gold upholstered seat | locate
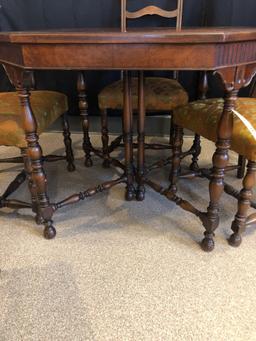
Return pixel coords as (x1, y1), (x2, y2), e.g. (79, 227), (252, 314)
(171, 82), (256, 251)
(0, 90), (68, 147)
(99, 77), (188, 112)
(0, 87), (74, 239)
(173, 97), (256, 161)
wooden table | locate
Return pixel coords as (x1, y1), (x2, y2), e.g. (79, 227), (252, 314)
(0, 27), (256, 251)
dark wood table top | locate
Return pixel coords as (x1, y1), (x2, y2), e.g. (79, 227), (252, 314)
(0, 27), (256, 44)
(0, 27), (255, 71)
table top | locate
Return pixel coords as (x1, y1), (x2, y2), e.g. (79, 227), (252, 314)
(0, 27), (256, 71)
(0, 27), (256, 44)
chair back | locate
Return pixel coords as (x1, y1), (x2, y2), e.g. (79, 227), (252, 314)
(121, 0), (183, 32)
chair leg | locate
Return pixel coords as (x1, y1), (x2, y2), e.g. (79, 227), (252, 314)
(169, 114), (174, 145)
(170, 124), (183, 193)
(237, 154), (246, 179)
(190, 134), (201, 171)
(61, 112), (75, 172)
(101, 109), (111, 168)
(21, 148), (43, 225)
(229, 160), (256, 247)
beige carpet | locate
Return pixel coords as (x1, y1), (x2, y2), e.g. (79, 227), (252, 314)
(0, 133), (256, 341)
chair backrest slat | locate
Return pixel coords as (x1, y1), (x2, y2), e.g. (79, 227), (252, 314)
(126, 6), (178, 20)
(121, 0), (183, 32)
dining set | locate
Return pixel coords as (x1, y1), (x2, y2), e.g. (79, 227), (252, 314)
(0, 0), (256, 252)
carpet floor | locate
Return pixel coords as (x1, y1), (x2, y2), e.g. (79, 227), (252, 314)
(0, 133), (256, 341)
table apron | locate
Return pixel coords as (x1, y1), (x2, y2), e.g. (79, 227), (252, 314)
(0, 41), (255, 71)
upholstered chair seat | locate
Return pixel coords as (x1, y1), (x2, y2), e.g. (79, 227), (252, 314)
(173, 97), (256, 161)
(0, 90), (68, 147)
(171, 93), (256, 250)
(99, 77), (188, 112)
(0, 88), (74, 239)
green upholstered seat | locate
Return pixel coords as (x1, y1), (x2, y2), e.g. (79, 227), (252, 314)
(173, 97), (256, 161)
(0, 91), (68, 147)
(99, 77), (188, 111)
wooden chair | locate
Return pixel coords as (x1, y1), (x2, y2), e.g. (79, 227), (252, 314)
(0, 71), (75, 233)
(171, 76), (256, 249)
(98, 0), (189, 168)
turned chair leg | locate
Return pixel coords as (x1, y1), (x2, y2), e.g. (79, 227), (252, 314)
(169, 114), (174, 145)
(190, 134), (201, 171)
(201, 89), (238, 252)
(237, 154), (246, 179)
(61, 112), (75, 172)
(170, 124), (184, 193)
(229, 160), (256, 247)
(101, 108), (111, 168)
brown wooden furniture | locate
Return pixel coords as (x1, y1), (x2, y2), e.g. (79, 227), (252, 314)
(195, 71), (247, 180)
(0, 72), (75, 229)
(172, 75), (256, 251)
(98, 1), (189, 200)
(236, 78), (256, 178)
(121, 0), (183, 32)
(0, 28), (255, 251)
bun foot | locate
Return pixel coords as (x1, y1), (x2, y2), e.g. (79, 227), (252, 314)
(85, 158), (93, 168)
(125, 186), (135, 201)
(228, 233), (242, 247)
(102, 159), (111, 169)
(67, 163), (76, 172)
(201, 236), (215, 252)
(43, 223), (56, 240)
(136, 186), (145, 201)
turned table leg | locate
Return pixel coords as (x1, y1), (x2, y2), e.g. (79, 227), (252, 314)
(4, 65), (56, 238)
(19, 87), (55, 238)
(136, 71), (146, 201)
(229, 160), (256, 247)
(201, 89), (238, 251)
(77, 72), (93, 167)
(123, 71), (135, 201)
